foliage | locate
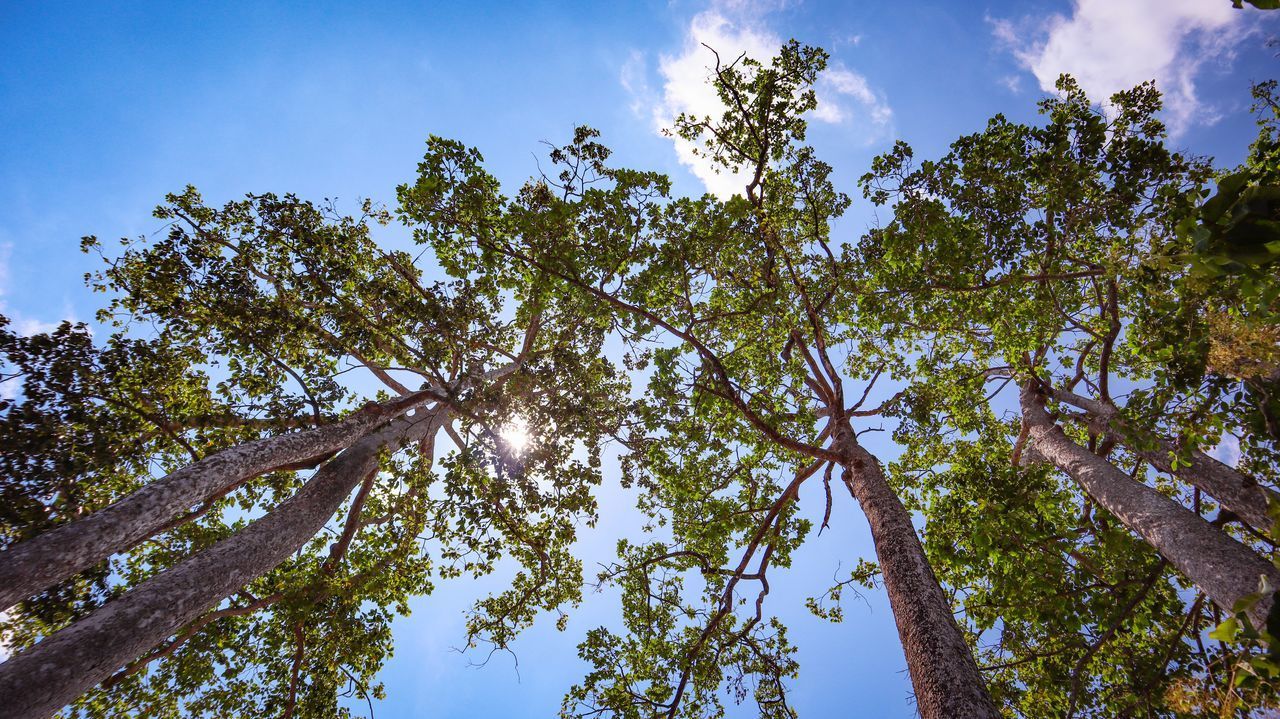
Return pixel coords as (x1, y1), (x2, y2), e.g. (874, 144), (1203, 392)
(1, 184), (627, 717)
(1234, 1), (1280, 10)
(857, 70), (1280, 715)
(4, 34), (1279, 719)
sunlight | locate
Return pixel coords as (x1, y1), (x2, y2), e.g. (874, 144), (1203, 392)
(499, 415), (531, 457)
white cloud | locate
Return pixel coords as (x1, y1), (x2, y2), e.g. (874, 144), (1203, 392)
(0, 241), (74, 337)
(624, 6), (892, 198)
(1210, 433), (1241, 469)
(817, 66), (893, 127)
(8, 316), (60, 336)
(619, 49), (652, 118)
(991, 0), (1243, 136)
(650, 10), (779, 198)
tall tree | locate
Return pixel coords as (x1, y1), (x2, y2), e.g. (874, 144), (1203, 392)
(857, 77), (1280, 713)
(0, 189), (625, 718)
(397, 45), (999, 718)
(6, 36), (1274, 719)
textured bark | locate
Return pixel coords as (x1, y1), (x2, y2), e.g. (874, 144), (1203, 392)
(1139, 445), (1276, 534)
(1047, 386), (1277, 533)
(0, 390), (433, 612)
(0, 409), (442, 719)
(1022, 382), (1280, 628)
(834, 427), (999, 719)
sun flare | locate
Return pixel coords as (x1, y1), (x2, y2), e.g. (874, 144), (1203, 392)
(499, 415), (531, 457)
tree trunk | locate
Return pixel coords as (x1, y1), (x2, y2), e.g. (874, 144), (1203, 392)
(0, 408), (442, 719)
(834, 426), (1000, 719)
(1021, 382), (1279, 629)
(1138, 444), (1275, 534)
(1046, 386), (1277, 533)
(0, 390), (433, 612)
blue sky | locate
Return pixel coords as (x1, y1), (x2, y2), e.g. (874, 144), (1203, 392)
(1, 1), (1276, 716)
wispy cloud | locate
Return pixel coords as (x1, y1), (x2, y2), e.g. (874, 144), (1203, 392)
(623, 3), (891, 198)
(0, 242), (66, 338)
(814, 66), (893, 127)
(998, 74), (1021, 94)
(619, 49), (652, 118)
(990, 0), (1243, 136)
(0, 242), (79, 402)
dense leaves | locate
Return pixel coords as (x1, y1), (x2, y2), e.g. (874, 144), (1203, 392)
(858, 75), (1280, 715)
(1, 182), (627, 717)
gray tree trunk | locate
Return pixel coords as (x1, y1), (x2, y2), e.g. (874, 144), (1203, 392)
(1022, 382), (1279, 629)
(1138, 444), (1276, 534)
(0, 390), (433, 612)
(0, 408), (443, 719)
(1047, 386), (1277, 533)
(834, 426), (1000, 719)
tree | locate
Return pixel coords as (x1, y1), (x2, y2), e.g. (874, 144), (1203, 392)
(857, 77), (1280, 714)
(1233, 1), (1280, 11)
(396, 45), (998, 718)
(0, 189), (626, 718)
(1179, 80), (1280, 448)
(5, 36), (1275, 719)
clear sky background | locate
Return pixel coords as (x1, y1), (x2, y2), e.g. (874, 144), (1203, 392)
(1, 1), (1277, 716)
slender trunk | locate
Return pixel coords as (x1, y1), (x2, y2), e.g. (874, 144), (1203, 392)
(834, 426), (1000, 719)
(0, 409), (441, 719)
(0, 390), (433, 612)
(1021, 382), (1279, 628)
(1047, 386), (1277, 533)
